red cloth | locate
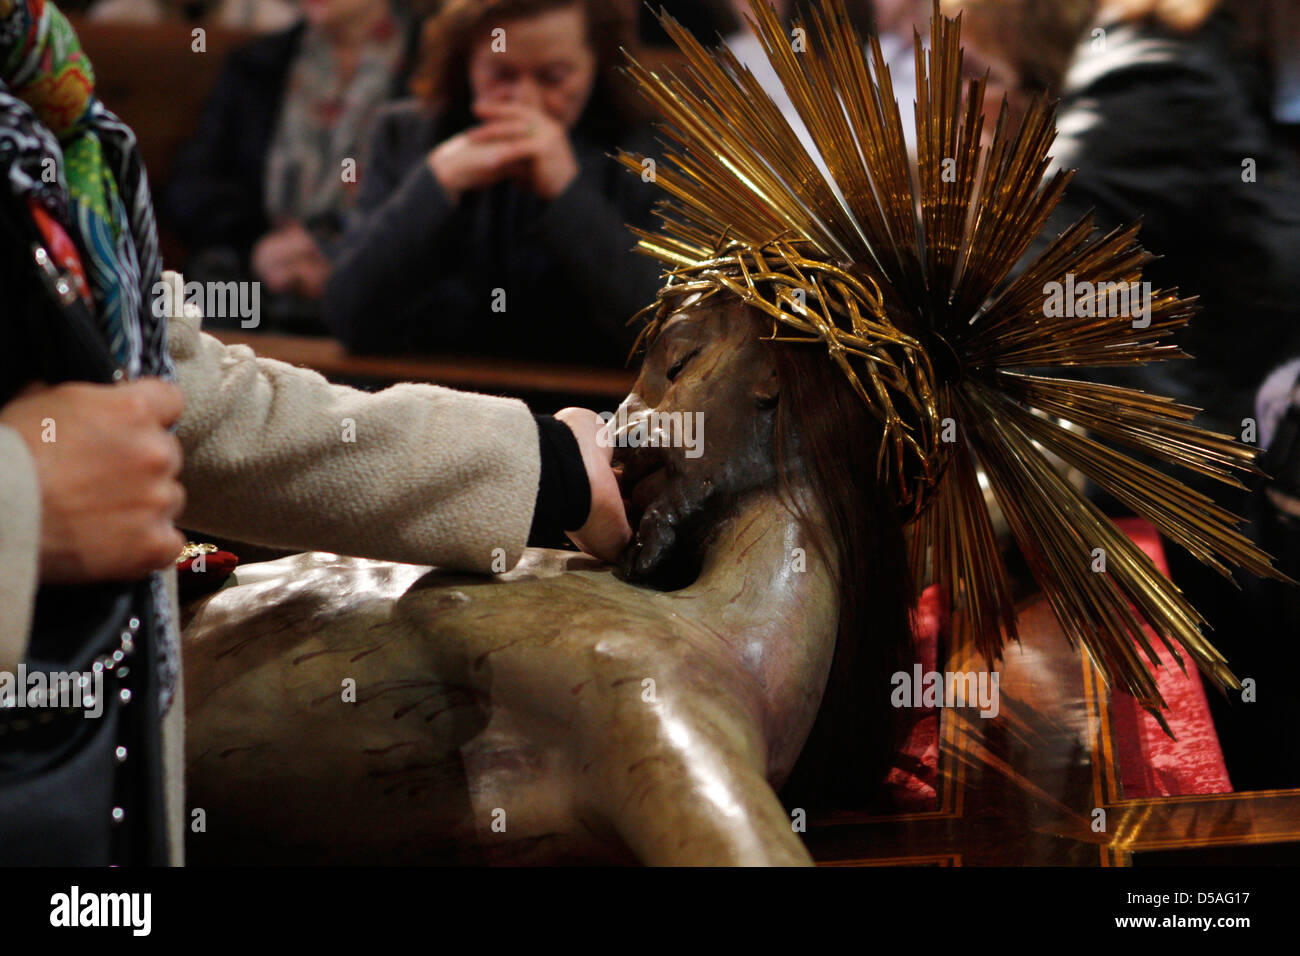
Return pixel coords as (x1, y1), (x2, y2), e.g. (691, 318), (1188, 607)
(176, 549), (239, 577)
(884, 518), (1231, 810)
(884, 586), (944, 811)
(176, 549), (239, 601)
(1108, 517), (1232, 798)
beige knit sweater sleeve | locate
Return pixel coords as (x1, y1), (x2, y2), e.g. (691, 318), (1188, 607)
(1, 282), (540, 673)
(169, 301), (543, 574)
(0, 426), (41, 674)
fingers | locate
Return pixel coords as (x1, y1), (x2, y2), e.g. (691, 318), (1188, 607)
(253, 224), (320, 285)
(465, 120), (538, 144)
(140, 428), (184, 481)
(430, 119), (555, 199)
(117, 519), (186, 580)
(472, 100), (547, 123)
(120, 378), (185, 429)
(476, 140), (539, 188)
(12, 378), (191, 585)
(120, 424), (186, 577)
(446, 135), (536, 183)
(489, 141), (539, 170)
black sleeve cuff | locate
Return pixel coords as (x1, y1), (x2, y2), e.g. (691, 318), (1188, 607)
(528, 414), (592, 548)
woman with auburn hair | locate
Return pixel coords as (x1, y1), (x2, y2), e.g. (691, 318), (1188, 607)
(324, 0), (662, 364)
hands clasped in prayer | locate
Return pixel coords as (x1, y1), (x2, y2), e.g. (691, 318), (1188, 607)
(428, 99), (582, 204)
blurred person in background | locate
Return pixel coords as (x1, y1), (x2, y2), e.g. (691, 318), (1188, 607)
(324, 0), (661, 364)
(944, 0), (1299, 467)
(941, 0), (1094, 130)
(1257, 0), (1300, 156)
(165, 0), (417, 333)
(957, 0), (1300, 437)
(872, 0), (1094, 151)
(950, 0), (1300, 788)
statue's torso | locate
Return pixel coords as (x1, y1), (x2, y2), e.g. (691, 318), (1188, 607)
(182, 544), (825, 863)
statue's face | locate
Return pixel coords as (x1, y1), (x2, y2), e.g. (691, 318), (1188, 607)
(613, 296), (782, 586)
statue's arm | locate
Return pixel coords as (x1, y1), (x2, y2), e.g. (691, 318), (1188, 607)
(165, 282), (541, 574)
(569, 635), (814, 866)
(595, 731), (813, 866)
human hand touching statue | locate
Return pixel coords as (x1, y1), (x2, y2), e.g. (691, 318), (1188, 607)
(554, 407), (631, 563)
(427, 99), (580, 204)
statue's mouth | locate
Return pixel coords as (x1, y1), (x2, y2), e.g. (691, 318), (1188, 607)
(615, 449), (670, 531)
(625, 467), (669, 530)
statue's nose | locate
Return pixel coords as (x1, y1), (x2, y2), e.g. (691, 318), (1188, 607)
(614, 392), (647, 423)
(609, 398), (654, 469)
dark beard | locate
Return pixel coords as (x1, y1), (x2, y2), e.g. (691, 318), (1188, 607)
(617, 453), (780, 590)
(616, 480), (712, 590)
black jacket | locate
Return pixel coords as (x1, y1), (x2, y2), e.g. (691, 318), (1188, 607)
(323, 101), (664, 366)
(0, 197), (169, 866)
(1032, 12), (1300, 435)
(163, 20), (415, 266)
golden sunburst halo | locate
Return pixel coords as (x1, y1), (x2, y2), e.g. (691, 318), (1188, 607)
(617, 0), (1291, 726)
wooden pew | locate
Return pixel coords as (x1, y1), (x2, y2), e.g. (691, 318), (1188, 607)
(212, 330), (636, 407)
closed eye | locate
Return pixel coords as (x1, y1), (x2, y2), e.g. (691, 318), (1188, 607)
(666, 349), (699, 383)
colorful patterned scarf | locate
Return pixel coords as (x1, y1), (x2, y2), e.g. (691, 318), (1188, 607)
(1, 0), (177, 709)
(1, 0), (169, 378)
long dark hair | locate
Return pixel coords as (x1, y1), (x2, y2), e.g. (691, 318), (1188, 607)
(412, 0), (635, 139)
(764, 330), (915, 811)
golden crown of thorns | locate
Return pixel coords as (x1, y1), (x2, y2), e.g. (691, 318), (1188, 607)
(633, 236), (946, 521)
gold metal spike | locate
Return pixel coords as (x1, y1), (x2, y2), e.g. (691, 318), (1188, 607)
(618, 0), (1291, 725)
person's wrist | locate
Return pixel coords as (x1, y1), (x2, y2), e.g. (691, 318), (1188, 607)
(527, 413), (591, 550)
(537, 157), (580, 201)
(553, 408), (632, 562)
(426, 152), (462, 205)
